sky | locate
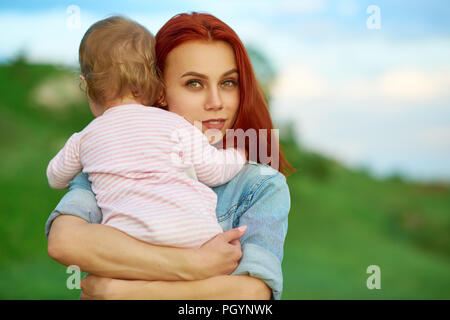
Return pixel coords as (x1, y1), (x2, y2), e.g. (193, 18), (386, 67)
(1, 0), (449, 182)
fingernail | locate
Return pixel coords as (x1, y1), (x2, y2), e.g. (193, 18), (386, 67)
(238, 225), (247, 232)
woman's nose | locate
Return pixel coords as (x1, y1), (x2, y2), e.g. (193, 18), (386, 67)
(204, 86), (223, 110)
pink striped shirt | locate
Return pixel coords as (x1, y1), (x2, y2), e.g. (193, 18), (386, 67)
(47, 104), (246, 248)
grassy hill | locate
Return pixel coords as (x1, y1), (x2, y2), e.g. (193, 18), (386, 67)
(0, 60), (449, 299)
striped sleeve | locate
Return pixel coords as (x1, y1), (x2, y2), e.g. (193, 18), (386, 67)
(179, 124), (247, 187)
(46, 132), (83, 189)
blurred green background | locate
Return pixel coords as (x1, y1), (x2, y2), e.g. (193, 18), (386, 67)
(1, 0), (450, 300)
(0, 53), (449, 299)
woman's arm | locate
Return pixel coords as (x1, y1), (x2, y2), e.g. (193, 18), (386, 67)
(46, 173), (245, 281)
(81, 274), (271, 300)
(48, 215), (246, 281)
(49, 215), (194, 281)
(79, 167), (289, 300)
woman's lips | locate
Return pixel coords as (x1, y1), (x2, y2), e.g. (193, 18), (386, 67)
(202, 119), (226, 131)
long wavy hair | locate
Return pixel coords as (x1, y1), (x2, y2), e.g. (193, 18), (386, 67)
(155, 12), (294, 176)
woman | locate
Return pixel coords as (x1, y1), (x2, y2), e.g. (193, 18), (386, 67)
(46, 12), (293, 300)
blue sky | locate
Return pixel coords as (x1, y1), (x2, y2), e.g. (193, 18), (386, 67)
(1, 0), (449, 181)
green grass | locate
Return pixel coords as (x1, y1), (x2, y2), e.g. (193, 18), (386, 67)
(0, 61), (449, 299)
(280, 140), (450, 299)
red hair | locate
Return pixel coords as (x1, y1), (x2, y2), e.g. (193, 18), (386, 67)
(155, 12), (294, 176)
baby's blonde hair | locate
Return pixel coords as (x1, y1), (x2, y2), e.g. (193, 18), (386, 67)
(79, 16), (161, 107)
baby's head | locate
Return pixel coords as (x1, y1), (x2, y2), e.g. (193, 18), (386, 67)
(79, 16), (161, 116)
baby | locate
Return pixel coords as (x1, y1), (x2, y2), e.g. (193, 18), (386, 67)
(46, 16), (246, 248)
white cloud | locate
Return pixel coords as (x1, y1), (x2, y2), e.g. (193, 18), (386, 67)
(378, 67), (450, 101)
(271, 61), (450, 181)
(273, 63), (450, 116)
(273, 64), (327, 100)
(415, 125), (450, 151)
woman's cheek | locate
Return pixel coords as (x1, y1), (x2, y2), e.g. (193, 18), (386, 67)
(223, 89), (240, 110)
(171, 90), (200, 113)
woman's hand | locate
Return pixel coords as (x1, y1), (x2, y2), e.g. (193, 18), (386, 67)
(81, 275), (148, 300)
(81, 275), (116, 300)
(192, 226), (247, 279)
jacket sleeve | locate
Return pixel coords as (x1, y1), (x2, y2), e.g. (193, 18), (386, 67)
(231, 170), (290, 300)
(45, 172), (102, 238)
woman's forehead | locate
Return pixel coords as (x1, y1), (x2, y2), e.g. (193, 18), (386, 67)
(165, 40), (238, 77)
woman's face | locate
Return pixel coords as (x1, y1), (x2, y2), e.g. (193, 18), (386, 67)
(161, 40), (240, 141)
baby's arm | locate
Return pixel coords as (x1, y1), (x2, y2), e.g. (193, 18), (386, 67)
(177, 125), (246, 187)
(47, 132), (83, 189)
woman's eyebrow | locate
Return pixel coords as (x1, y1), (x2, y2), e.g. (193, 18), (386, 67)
(181, 71), (207, 79)
(222, 68), (238, 77)
(180, 68), (238, 79)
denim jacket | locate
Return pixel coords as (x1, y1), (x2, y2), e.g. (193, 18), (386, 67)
(45, 161), (290, 299)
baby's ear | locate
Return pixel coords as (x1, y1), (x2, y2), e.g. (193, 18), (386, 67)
(156, 89), (167, 107)
(79, 75), (88, 93)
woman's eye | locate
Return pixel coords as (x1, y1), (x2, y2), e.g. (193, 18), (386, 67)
(186, 80), (202, 88)
(221, 80), (237, 88)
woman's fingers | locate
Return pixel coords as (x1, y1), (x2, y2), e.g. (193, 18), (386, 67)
(230, 239), (241, 250)
(230, 239), (240, 246)
(196, 226), (247, 278)
(230, 239), (243, 260)
(80, 292), (91, 300)
(221, 225), (247, 243)
(80, 277), (90, 300)
(80, 275), (94, 299)
(80, 274), (110, 300)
